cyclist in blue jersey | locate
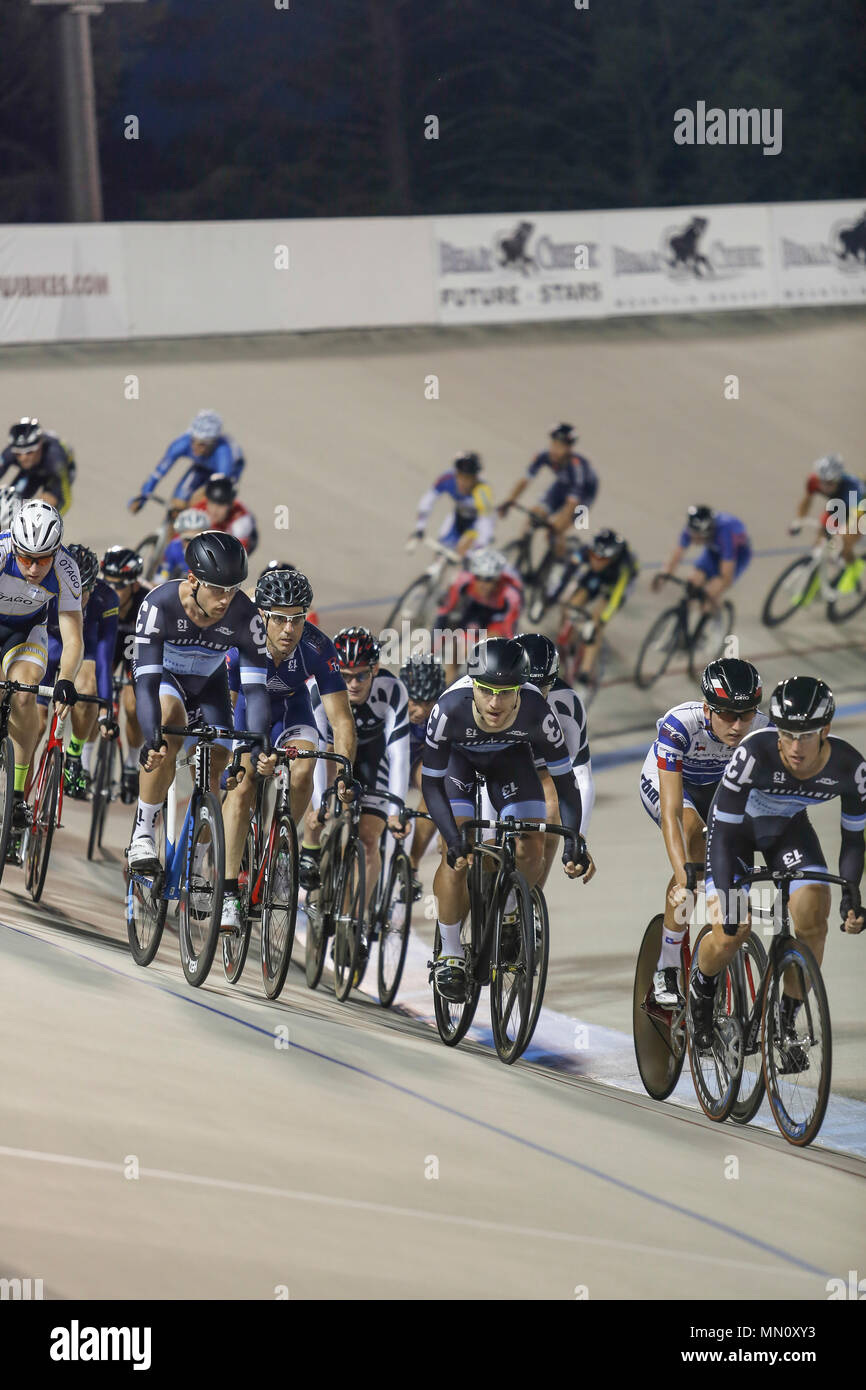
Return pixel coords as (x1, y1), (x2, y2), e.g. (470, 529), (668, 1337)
(154, 509), (209, 582)
(653, 504), (751, 608)
(128, 409), (244, 515)
(408, 452), (495, 558)
(498, 423), (599, 558)
(791, 453), (866, 570)
(36, 545), (119, 799)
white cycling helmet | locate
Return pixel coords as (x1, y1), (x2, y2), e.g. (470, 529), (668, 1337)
(11, 498), (63, 555)
(814, 453), (844, 484)
(190, 409), (223, 441)
(469, 547), (507, 581)
(174, 508), (209, 535)
(0, 485), (22, 534)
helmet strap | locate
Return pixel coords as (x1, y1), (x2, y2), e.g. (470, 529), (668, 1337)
(190, 581), (209, 617)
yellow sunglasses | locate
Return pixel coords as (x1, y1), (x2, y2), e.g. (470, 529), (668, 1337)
(473, 680), (520, 694)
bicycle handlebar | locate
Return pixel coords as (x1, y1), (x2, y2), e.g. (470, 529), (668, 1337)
(732, 867), (862, 930)
(508, 501), (556, 532)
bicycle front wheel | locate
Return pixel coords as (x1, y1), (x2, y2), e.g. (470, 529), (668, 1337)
(377, 849), (412, 1008)
(519, 884), (550, 1057)
(179, 791), (225, 987)
(762, 937), (831, 1147)
(261, 812), (299, 999)
(0, 735), (15, 884)
(431, 921), (481, 1046)
(634, 607), (681, 689)
(686, 926), (743, 1122)
(632, 914), (687, 1101)
(385, 574), (435, 631)
(729, 931), (769, 1126)
(223, 824), (256, 986)
(490, 869), (535, 1064)
(761, 556), (818, 627)
(136, 530), (162, 582)
(126, 805), (168, 966)
(333, 839), (365, 1002)
(26, 745), (63, 903)
(304, 831), (338, 990)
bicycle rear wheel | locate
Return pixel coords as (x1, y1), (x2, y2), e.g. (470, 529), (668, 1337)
(377, 848), (412, 1008)
(126, 805), (168, 966)
(333, 839), (365, 1002)
(729, 932), (769, 1126)
(689, 601), (734, 675)
(634, 607), (681, 689)
(762, 938), (831, 1147)
(490, 869), (535, 1064)
(26, 745), (63, 903)
(178, 791), (225, 987)
(431, 921), (481, 1046)
(223, 824), (256, 985)
(305, 831), (338, 990)
(632, 914), (688, 1101)
(761, 556), (818, 627)
(686, 926), (743, 1121)
(519, 884), (550, 1057)
(261, 812), (300, 999)
(0, 735), (15, 884)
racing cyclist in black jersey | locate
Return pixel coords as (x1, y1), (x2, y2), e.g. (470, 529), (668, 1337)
(0, 418), (76, 514)
(421, 637), (593, 1002)
(692, 677), (866, 1057)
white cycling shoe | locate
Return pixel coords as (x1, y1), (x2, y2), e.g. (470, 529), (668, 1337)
(220, 896), (243, 933)
(127, 835), (161, 875)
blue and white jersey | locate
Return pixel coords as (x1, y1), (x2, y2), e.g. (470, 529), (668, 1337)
(140, 432), (245, 500)
(0, 532), (81, 631)
(652, 700), (772, 786)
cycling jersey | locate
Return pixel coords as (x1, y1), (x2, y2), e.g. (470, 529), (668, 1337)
(435, 571), (523, 638)
(415, 472), (495, 548)
(132, 582), (268, 747)
(0, 534), (81, 630)
(568, 544), (638, 619)
(707, 728), (866, 919)
(0, 433), (76, 513)
(640, 701), (772, 825)
(679, 513), (751, 583)
(527, 450), (598, 512)
(228, 622), (345, 744)
(138, 433), (245, 503)
(311, 671), (410, 812)
(544, 676), (594, 831)
(807, 472), (866, 527)
(42, 579), (118, 706)
(191, 500), (257, 551)
(113, 582), (149, 673)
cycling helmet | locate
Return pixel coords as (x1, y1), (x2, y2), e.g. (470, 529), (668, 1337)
(174, 509), (209, 535)
(700, 658), (762, 713)
(516, 633), (560, 686)
(189, 409), (223, 441)
(334, 626), (380, 669)
(686, 504), (716, 535)
(468, 547), (507, 581)
(9, 417), (43, 452)
(550, 423), (577, 444)
(255, 567), (313, 612)
(454, 451), (482, 476)
(101, 546), (143, 582)
(67, 543), (99, 590)
(769, 676), (835, 732)
(813, 453), (844, 485)
(399, 653), (446, 702)
(185, 531), (248, 587)
(11, 498), (63, 555)
(590, 528), (625, 560)
(0, 485), (22, 532)
(467, 637), (530, 688)
(204, 472), (238, 505)
(257, 559), (296, 582)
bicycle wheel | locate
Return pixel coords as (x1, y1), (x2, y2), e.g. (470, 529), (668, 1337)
(178, 791), (225, 987)
(689, 601), (734, 676)
(333, 839), (365, 1002)
(26, 745), (63, 903)
(431, 921), (482, 1046)
(136, 531), (162, 582)
(0, 736), (15, 884)
(377, 848), (412, 1008)
(261, 812), (300, 999)
(827, 557), (866, 624)
(686, 927), (743, 1121)
(223, 825), (256, 985)
(126, 805), (168, 966)
(634, 607), (681, 689)
(761, 556), (819, 627)
(556, 622), (584, 689)
(87, 738), (113, 861)
(729, 931), (769, 1126)
(762, 937), (831, 1147)
(305, 830), (339, 990)
(490, 869), (535, 1064)
(519, 885), (550, 1057)
(384, 574), (435, 631)
(632, 914), (688, 1101)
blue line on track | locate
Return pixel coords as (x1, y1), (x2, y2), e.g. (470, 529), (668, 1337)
(0, 917), (839, 1280)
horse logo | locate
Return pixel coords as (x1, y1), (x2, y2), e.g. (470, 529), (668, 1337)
(667, 216), (712, 277)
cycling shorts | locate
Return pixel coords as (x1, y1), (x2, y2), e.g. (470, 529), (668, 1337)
(693, 544), (751, 582)
(443, 744), (546, 821)
(639, 752), (716, 825)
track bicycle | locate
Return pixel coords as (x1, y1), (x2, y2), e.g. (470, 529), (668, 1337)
(87, 676), (128, 861)
(131, 492), (184, 582)
(0, 678), (77, 884)
(302, 755), (367, 1001)
(762, 519), (866, 627)
(634, 574), (734, 691)
(501, 501), (577, 623)
(554, 602), (609, 700)
(360, 794), (433, 1008)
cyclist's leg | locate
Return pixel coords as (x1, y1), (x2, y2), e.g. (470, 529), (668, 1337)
(171, 463), (211, 508)
(539, 768), (559, 888)
(578, 594), (607, 679)
(765, 817), (831, 975)
(431, 750), (476, 957)
(36, 634), (61, 744)
(487, 748), (547, 889)
(549, 492), (580, 556)
(193, 667), (235, 793)
(131, 683), (186, 848)
(222, 749), (256, 879)
(4, 623), (49, 796)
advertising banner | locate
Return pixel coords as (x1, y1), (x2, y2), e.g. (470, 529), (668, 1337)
(770, 201), (866, 306)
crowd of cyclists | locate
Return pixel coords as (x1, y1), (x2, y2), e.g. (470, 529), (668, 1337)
(0, 406), (863, 1073)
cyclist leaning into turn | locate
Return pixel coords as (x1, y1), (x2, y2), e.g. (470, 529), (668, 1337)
(408, 451), (495, 560)
(559, 528), (638, 691)
(498, 423), (599, 559)
(790, 452), (866, 573)
(128, 409), (244, 516)
(434, 547), (523, 683)
(0, 418), (77, 514)
(654, 504), (751, 609)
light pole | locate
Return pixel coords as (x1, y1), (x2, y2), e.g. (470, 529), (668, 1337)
(29, 0), (147, 223)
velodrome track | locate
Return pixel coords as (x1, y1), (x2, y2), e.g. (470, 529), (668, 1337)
(1, 310), (865, 1299)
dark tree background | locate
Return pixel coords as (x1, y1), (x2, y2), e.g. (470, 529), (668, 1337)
(2, 0), (863, 222)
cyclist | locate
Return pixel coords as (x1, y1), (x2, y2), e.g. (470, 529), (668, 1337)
(126, 532), (269, 877)
(399, 653), (447, 900)
(408, 451), (495, 559)
(154, 509), (209, 582)
(102, 547), (150, 804)
(191, 474), (258, 554)
(653, 504), (751, 609)
(790, 453), (866, 572)
(0, 418), (77, 514)
(639, 658), (769, 1008)
(558, 528), (638, 691)
(0, 500), (82, 840)
(422, 637), (593, 1002)
(434, 547), (523, 683)
(497, 423), (599, 559)
(128, 409), (244, 515)
(693, 676), (866, 1056)
(36, 545), (119, 799)
(516, 633), (595, 887)
(220, 567), (356, 930)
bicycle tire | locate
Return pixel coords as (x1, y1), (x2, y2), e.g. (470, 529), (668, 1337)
(431, 921), (482, 1046)
(261, 812), (300, 1000)
(223, 824), (256, 985)
(518, 884), (550, 1058)
(333, 838), (365, 1002)
(634, 606), (681, 690)
(178, 791), (225, 987)
(632, 914), (688, 1101)
(761, 555), (819, 628)
(126, 804), (168, 966)
(688, 601), (735, 677)
(729, 931), (769, 1126)
(686, 926), (743, 1122)
(490, 869), (535, 1064)
(0, 736), (15, 884)
(26, 745), (63, 903)
(136, 531), (162, 583)
(384, 574), (435, 632)
(556, 622), (584, 689)
(501, 537), (531, 581)
(304, 830), (338, 990)
(87, 738), (112, 861)
(762, 937), (831, 1147)
(377, 848), (412, 1008)
(827, 557), (866, 624)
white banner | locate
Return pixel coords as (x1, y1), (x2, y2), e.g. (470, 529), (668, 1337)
(770, 201), (866, 306)
(0, 225), (129, 343)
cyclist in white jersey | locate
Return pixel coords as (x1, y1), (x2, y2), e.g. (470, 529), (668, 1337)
(639, 658), (768, 1007)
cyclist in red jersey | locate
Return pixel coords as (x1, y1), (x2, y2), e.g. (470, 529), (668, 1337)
(434, 548), (523, 682)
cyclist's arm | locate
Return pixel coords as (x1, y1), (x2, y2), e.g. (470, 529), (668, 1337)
(56, 608), (84, 683)
(213, 439), (244, 483)
(384, 684), (411, 803)
(580, 459), (599, 508)
(320, 688), (357, 767)
(420, 703), (461, 855)
(235, 612), (270, 738)
(839, 772), (866, 892)
(658, 766), (690, 884)
(794, 490), (812, 520)
(94, 605), (119, 707)
(500, 475), (529, 511)
(532, 703), (583, 834)
(574, 760), (594, 834)
(472, 483), (496, 548)
(132, 595), (165, 747)
(34, 483), (63, 510)
(704, 556), (735, 600)
(413, 483), (440, 536)
(599, 563), (631, 623)
(494, 582), (523, 638)
(436, 574), (467, 621)
(140, 437), (187, 500)
(660, 543), (685, 577)
(706, 746), (753, 907)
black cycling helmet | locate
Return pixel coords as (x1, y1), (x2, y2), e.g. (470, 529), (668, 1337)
(334, 626), (380, 669)
(687, 504), (716, 535)
(769, 676), (835, 732)
(454, 451), (482, 475)
(9, 417), (43, 452)
(516, 633), (559, 686)
(257, 559), (295, 581)
(204, 472), (238, 505)
(590, 528), (625, 560)
(399, 653), (446, 703)
(550, 422), (576, 444)
(67, 543), (99, 590)
(700, 658), (762, 713)
(185, 530), (248, 587)
(255, 567), (313, 612)
(467, 637), (530, 688)
(101, 545), (143, 581)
